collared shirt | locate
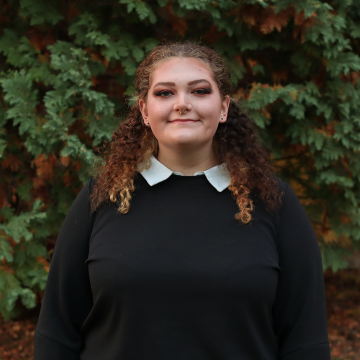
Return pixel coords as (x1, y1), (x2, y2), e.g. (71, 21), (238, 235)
(138, 155), (232, 192)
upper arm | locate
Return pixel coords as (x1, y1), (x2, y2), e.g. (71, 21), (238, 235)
(34, 178), (95, 359)
(272, 182), (331, 360)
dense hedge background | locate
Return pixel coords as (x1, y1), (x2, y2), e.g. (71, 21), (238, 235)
(1, 0), (360, 320)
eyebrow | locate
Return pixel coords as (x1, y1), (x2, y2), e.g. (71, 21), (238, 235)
(153, 79), (212, 88)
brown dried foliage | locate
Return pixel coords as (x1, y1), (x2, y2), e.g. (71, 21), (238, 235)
(231, 4), (318, 42)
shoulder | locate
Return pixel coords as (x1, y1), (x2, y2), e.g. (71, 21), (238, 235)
(272, 176), (301, 208)
(251, 174), (289, 208)
(85, 176), (100, 196)
(272, 176), (310, 227)
(261, 175), (294, 222)
(269, 175), (291, 211)
(273, 175), (289, 195)
(72, 177), (98, 212)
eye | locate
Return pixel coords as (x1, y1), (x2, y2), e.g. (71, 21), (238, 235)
(154, 90), (173, 97)
(193, 88), (212, 95)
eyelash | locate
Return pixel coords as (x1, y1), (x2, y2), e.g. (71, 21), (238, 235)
(154, 88), (212, 97)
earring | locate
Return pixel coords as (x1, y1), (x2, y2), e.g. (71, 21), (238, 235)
(147, 122), (150, 125)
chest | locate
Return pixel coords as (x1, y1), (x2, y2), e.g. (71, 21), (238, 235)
(86, 184), (280, 302)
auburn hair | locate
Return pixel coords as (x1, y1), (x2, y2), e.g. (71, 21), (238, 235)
(89, 41), (283, 224)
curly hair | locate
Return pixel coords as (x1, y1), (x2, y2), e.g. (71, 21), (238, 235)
(89, 41), (283, 224)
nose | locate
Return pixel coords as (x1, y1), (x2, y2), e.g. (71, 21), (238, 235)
(173, 92), (192, 114)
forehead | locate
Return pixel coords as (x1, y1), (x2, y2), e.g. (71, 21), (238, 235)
(150, 57), (215, 87)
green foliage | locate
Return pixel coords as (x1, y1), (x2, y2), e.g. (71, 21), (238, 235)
(0, 201), (48, 320)
(0, 0), (360, 319)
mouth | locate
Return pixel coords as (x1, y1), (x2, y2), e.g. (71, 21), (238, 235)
(170, 118), (199, 123)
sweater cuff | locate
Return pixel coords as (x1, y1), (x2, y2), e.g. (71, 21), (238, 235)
(281, 343), (331, 360)
(33, 331), (80, 360)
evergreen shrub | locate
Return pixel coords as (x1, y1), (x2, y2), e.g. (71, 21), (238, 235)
(1, 0), (360, 319)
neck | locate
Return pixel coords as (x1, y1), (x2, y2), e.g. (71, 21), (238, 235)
(156, 143), (218, 176)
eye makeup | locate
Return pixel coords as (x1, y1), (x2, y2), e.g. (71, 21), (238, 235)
(154, 90), (173, 97)
(154, 87), (212, 97)
(193, 87), (212, 94)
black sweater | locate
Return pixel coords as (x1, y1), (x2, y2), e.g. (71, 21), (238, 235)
(34, 174), (331, 360)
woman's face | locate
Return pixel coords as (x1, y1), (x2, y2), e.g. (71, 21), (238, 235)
(139, 57), (230, 153)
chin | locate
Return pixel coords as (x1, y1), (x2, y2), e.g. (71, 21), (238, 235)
(169, 133), (203, 146)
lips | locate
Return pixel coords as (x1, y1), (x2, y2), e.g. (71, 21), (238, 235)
(170, 118), (198, 123)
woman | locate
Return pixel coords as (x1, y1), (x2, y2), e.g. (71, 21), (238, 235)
(34, 41), (331, 360)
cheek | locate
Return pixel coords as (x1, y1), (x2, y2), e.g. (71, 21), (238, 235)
(204, 118), (221, 139)
(147, 101), (171, 120)
(202, 109), (223, 140)
(198, 103), (221, 129)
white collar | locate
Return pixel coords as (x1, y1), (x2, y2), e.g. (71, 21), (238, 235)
(138, 155), (231, 192)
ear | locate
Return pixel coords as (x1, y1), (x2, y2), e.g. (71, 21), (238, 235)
(219, 95), (230, 123)
(139, 99), (149, 125)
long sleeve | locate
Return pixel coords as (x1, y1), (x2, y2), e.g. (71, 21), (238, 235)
(272, 183), (331, 359)
(34, 178), (95, 360)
